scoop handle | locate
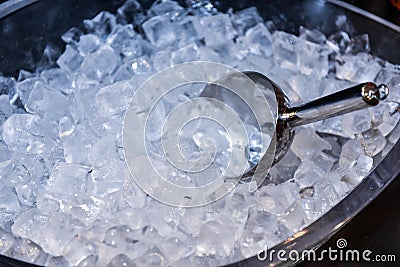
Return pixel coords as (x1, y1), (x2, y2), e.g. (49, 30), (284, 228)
(280, 82), (389, 127)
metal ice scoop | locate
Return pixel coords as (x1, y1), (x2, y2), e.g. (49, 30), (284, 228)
(200, 71), (389, 181)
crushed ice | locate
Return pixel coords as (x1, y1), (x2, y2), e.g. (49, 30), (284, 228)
(0, 0), (399, 266)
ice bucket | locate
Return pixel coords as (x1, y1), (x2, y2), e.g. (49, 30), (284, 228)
(0, 0), (399, 266)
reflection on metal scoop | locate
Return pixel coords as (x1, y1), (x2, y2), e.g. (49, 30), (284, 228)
(200, 71), (389, 180)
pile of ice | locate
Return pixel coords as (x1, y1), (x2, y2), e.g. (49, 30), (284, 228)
(0, 0), (399, 266)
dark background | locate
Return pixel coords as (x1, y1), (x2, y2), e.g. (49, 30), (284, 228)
(0, 0), (399, 266)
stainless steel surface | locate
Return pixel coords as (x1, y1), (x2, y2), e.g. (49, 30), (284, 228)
(0, 0), (39, 19)
(284, 82), (389, 127)
(201, 72), (389, 176)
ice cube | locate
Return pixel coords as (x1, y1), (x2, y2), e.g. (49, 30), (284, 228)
(299, 26), (326, 44)
(255, 183), (296, 215)
(278, 202), (305, 233)
(335, 14), (348, 29)
(7, 238), (46, 265)
(335, 53), (381, 83)
(121, 180), (147, 208)
(39, 44), (61, 69)
(0, 228), (17, 254)
(171, 43), (200, 65)
(294, 160), (326, 190)
(36, 195), (60, 214)
(113, 64), (132, 82)
(188, 0), (218, 16)
(2, 114), (52, 153)
(240, 210), (281, 258)
(274, 31), (330, 77)
(299, 185), (330, 222)
(294, 160), (327, 188)
(323, 183), (340, 205)
(61, 27), (83, 46)
(78, 34), (100, 55)
(15, 183), (36, 206)
(62, 125), (97, 164)
(310, 152), (336, 173)
(359, 129), (386, 157)
(57, 45), (83, 73)
(199, 14), (236, 49)
(130, 56), (152, 75)
(108, 254), (136, 267)
(377, 102), (400, 136)
(63, 236), (95, 266)
(175, 16), (201, 47)
(46, 162), (91, 196)
(0, 182), (20, 225)
(374, 67), (400, 85)
(84, 11), (117, 39)
(232, 7), (263, 35)
(298, 45), (329, 78)
(268, 149), (300, 185)
(245, 129), (265, 168)
(147, 213), (174, 237)
(46, 256), (70, 267)
(12, 208), (77, 256)
(0, 160), (29, 189)
(158, 236), (195, 263)
(40, 68), (73, 94)
(328, 31), (351, 54)
(149, 0), (185, 20)
(152, 50), (171, 71)
(80, 47), (119, 81)
(95, 81), (135, 118)
(341, 151), (374, 185)
(133, 247), (166, 266)
(107, 25), (143, 58)
(245, 23), (273, 57)
(272, 31), (299, 72)
(117, 0), (144, 25)
(17, 69), (35, 81)
(79, 255), (100, 267)
(387, 76), (400, 102)
(338, 138), (366, 170)
(88, 136), (126, 197)
(265, 20), (277, 34)
(198, 46), (223, 63)
(224, 36), (249, 61)
(25, 81), (70, 121)
(103, 225), (133, 249)
(290, 128), (332, 159)
(196, 220), (236, 257)
(0, 94), (12, 125)
(341, 110), (372, 138)
(347, 34), (370, 54)
(0, 76), (16, 104)
(314, 116), (348, 137)
(0, 142), (12, 163)
(15, 77), (41, 105)
(388, 121), (400, 144)
(142, 16), (176, 47)
(63, 195), (106, 224)
(288, 74), (321, 101)
(58, 116), (75, 139)
(237, 53), (273, 75)
(353, 154), (373, 175)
